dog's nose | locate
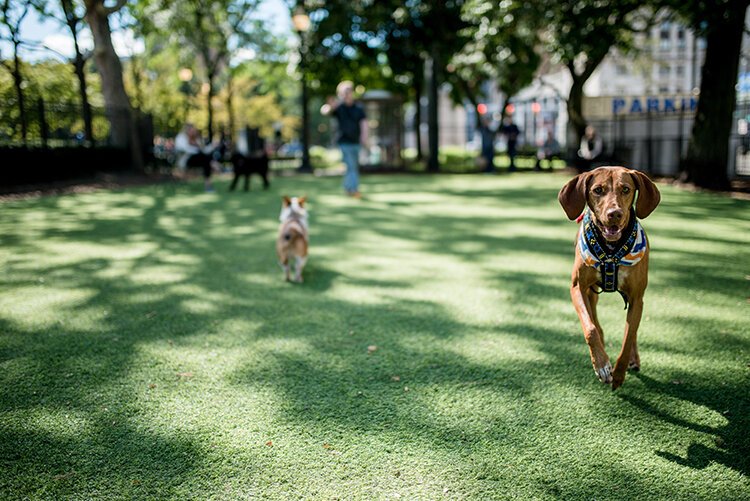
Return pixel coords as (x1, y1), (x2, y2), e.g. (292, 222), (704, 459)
(607, 208), (624, 222)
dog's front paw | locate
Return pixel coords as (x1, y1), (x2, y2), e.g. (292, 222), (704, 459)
(612, 374), (625, 390)
(595, 362), (613, 384)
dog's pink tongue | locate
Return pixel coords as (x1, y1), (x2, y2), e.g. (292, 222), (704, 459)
(604, 226), (620, 238)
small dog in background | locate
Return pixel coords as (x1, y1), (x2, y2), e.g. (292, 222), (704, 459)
(276, 196), (308, 283)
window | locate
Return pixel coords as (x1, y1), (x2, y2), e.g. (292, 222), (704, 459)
(616, 64), (629, 76)
(676, 65), (685, 76)
(677, 28), (687, 49)
(659, 64), (670, 77)
(660, 22), (671, 50)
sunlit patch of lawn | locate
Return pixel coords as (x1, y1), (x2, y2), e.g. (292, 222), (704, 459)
(1, 172), (748, 499)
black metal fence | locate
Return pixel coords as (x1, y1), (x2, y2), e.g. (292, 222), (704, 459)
(0, 98), (152, 188)
(3, 95), (749, 183)
(0, 98), (128, 148)
(587, 110), (750, 179)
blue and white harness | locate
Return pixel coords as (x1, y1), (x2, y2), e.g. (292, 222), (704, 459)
(578, 209), (648, 308)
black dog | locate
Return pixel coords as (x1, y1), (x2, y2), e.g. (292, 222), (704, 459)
(230, 127), (270, 191)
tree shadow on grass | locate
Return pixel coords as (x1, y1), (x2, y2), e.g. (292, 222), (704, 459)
(0, 184), (291, 497)
(0, 417), (202, 497)
(228, 304), (578, 449)
(1, 175), (749, 497)
(620, 372), (750, 476)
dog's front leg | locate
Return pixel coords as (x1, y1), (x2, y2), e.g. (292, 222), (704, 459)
(612, 294), (643, 390)
(571, 284), (613, 384)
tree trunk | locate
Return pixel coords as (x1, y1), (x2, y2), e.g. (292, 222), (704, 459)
(427, 49), (440, 172)
(73, 53), (94, 144)
(456, 77), (481, 129)
(11, 47), (27, 146)
(63, 0), (94, 143)
(225, 73), (235, 136)
(130, 56), (144, 111)
(206, 74), (215, 140)
(683, 2), (748, 190)
(565, 51), (607, 159)
(84, 0), (143, 169)
(567, 76), (586, 147)
(413, 70), (423, 161)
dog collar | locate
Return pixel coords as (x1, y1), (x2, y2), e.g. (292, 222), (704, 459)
(578, 209), (647, 305)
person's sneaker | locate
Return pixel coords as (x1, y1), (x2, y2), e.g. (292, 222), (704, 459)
(351, 191), (362, 199)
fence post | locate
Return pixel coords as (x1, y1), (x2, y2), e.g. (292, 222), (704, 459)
(646, 108), (653, 174)
(38, 98), (49, 149)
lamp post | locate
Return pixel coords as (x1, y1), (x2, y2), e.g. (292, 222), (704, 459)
(178, 67), (193, 123)
(293, 6), (312, 173)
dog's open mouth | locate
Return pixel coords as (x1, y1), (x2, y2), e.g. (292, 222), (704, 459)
(600, 224), (623, 241)
(596, 221), (623, 242)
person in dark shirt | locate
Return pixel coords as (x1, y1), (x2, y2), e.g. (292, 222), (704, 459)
(321, 81), (369, 198)
(500, 116), (520, 172)
(478, 115), (497, 173)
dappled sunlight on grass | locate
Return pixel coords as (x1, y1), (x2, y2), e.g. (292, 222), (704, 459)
(0, 173), (748, 498)
(0, 286), (100, 330)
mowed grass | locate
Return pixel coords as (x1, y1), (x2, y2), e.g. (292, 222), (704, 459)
(0, 172), (748, 500)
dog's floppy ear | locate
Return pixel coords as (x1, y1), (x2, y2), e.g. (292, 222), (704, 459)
(558, 172), (591, 220)
(629, 170), (661, 218)
(282, 195), (291, 206)
(297, 196), (306, 207)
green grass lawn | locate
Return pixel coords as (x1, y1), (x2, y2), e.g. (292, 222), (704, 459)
(1, 172), (748, 500)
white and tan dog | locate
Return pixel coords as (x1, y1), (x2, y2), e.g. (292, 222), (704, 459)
(276, 196), (309, 283)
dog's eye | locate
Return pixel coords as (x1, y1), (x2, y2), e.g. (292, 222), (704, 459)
(592, 186), (604, 195)
(622, 186), (631, 194)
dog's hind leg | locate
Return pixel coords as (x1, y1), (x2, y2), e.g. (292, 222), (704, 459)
(293, 256), (307, 283)
(628, 342), (640, 371)
(279, 257), (291, 282)
(612, 294), (643, 390)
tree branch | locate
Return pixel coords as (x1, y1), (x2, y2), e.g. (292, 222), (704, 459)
(103, 0), (128, 16)
(535, 76), (568, 104)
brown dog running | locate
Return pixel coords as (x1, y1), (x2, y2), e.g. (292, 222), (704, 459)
(276, 196), (309, 283)
(558, 166), (660, 390)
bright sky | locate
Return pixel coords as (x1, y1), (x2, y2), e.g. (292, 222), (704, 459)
(0, 0), (292, 62)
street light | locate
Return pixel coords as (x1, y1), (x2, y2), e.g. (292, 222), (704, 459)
(293, 6), (312, 173)
(179, 67), (193, 123)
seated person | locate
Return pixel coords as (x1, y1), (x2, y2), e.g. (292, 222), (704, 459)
(175, 123), (220, 191)
(576, 125), (603, 173)
(535, 130), (561, 170)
